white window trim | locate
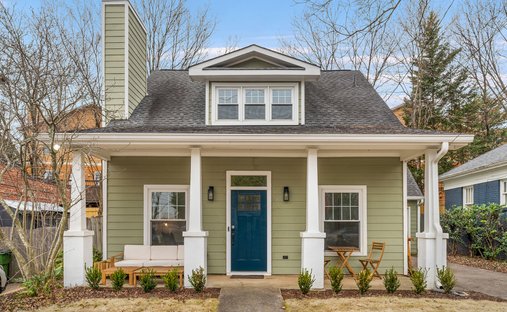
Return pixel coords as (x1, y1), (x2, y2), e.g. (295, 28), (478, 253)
(501, 179), (507, 205)
(210, 82), (299, 125)
(225, 171), (272, 276)
(463, 185), (474, 207)
(319, 185), (368, 257)
(143, 185), (189, 246)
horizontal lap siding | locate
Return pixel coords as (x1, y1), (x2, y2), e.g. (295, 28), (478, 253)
(474, 181), (500, 205)
(445, 188), (462, 209)
(319, 158), (403, 274)
(202, 157), (306, 274)
(107, 157), (190, 257)
(104, 4), (125, 120)
(127, 8), (146, 116)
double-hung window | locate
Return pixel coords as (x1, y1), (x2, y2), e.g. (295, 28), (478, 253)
(501, 180), (507, 206)
(144, 185), (188, 246)
(320, 186), (367, 255)
(463, 186), (474, 207)
(212, 83), (298, 125)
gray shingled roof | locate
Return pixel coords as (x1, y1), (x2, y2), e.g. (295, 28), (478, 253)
(440, 144), (507, 180)
(85, 70), (454, 135)
(407, 171), (423, 198)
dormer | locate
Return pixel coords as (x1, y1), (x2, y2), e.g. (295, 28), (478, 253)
(189, 45), (321, 125)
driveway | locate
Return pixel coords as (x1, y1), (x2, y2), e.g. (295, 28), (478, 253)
(449, 262), (507, 300)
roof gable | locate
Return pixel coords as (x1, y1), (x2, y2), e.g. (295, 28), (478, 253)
(188, 45), (320, 81)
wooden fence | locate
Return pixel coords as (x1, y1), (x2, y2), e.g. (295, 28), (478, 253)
(0, 216), (103, 279)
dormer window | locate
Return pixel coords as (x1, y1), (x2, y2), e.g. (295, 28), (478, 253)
(211, 83), (298, 125)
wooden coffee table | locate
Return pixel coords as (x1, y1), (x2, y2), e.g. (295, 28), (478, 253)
(101, 266), (140, 285)
(133, 266), (184, 288)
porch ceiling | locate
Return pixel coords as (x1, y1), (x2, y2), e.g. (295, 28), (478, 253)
(55, 133), (474, 161)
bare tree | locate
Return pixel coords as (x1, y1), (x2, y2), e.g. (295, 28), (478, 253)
(281, 0), (402, 101)
(455, 0), (507, 113)
(0, 2), (102, 281)
(135, 0), (216, 73)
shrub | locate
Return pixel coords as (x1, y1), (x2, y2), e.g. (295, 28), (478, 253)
(436, 266), (456, 294)
(298, 269), (314, 295)
(410, 267), (427, 294)
(383, 267), (400, 294)
(188, 266), (206, 293)
(163, 269), (180, 292)
(355, 268), (372, 295)
(110, 268), (126, 291)
(23, 273), (50, 297)
(139, 268), (157, 293)
(328, 267), (344, 294)
(93, 248), (103, 263)
(85, 266), (102, 290)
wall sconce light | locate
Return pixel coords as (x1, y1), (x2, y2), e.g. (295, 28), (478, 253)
(208, 186), (214, 201)
(283, 186), (290, 202)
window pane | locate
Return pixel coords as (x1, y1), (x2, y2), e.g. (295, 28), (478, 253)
(325, 193), (333, 206)
(272, 105), (292, 119)
(272, 89), (292, 104)
(325, 206), (333, 220)
(342, 206), (351, 220)
(351, 206), (359, 220)
(218, 105), (238, 119)
(151, 220), (185, 245)
(245, 89), (265, 104)
(324, 222), (360, 249)
(151, 192), (185, 220)
(245, 105), (265, 119)
(342, 193), (350, 206)
(238, 194), (261, 213)
(218, 89), (238, 104)
(231, 175), (267, 187)
(351, 193), (359, 206)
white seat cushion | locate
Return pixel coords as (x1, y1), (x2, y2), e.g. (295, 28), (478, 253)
(177, 245), (184, 260)
(143, 260), (184, 267)
(124, 245), (151, 261)
(150, 245), (178, 260)
(114, 260), (145, 267)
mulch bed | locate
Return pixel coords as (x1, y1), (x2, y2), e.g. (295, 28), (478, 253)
(281, 289), (506, 302)
(448, 255), (507, 274)
(0, 287), (221, 312)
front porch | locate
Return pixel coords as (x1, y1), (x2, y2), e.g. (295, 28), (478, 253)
(61, 134), (472, 289)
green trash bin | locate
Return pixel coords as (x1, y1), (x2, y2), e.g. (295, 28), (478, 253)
(0, 250), (12, 278)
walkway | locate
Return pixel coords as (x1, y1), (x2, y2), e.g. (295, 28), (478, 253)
(449, 263), (507, 300)
(218, 287), (284, 312)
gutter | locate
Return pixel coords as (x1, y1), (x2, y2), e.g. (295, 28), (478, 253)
(433, 142), (449, 289)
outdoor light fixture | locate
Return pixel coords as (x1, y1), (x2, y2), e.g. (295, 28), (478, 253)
(283, 186), (290, 201)
(53, 144), (61, 151)
(208, 186), (214, 201)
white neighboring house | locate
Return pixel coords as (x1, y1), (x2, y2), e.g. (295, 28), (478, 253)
(440, 144), (507, 209)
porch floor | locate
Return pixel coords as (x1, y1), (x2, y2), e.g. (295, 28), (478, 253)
(207, 274), (414, 290)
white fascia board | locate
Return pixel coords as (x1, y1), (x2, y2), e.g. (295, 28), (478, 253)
(440, 161), (507, 181)
(188, 71), (320, 82)
(54, 133), (474, 147)
(442, 165), (507, 190)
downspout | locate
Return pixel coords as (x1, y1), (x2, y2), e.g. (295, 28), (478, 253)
(433, 142), (449, 289)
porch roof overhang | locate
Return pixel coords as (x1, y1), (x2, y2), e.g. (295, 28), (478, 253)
(45, 132), (474, 161)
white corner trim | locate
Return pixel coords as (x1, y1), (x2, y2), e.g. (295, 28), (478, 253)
(402, 161), (408, 275)
(300, 80), (305, 125)
(205, 81), (210, 125)
(225, 171), (272, 275)
(501, 179), (507, 205)
(319, 185), (368, 257)
(102, 160), (108, 259)
(143, 185), (189, 246)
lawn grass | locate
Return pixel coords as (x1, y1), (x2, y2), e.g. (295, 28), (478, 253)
(284, 297), (507, 312)
(35, 298), (219, 312)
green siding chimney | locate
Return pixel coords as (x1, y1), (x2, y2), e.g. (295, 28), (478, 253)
(103, 0), (146, 122)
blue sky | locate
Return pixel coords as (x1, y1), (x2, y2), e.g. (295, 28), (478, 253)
(186, 0), (304, 48)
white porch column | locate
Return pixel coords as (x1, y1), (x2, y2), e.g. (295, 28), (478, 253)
(300, 148), (326, 289)
(64, 151), (94, 287)
(417, 144), (449, 289)
(183, 148), (208, 287)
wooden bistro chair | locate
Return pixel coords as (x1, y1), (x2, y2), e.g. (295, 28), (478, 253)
(358, 242), (385, 279)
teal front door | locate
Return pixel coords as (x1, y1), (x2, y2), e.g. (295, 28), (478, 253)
(231, 190), (267, 272)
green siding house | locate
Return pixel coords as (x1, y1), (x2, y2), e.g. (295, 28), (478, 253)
(60, 0), (473, 289)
